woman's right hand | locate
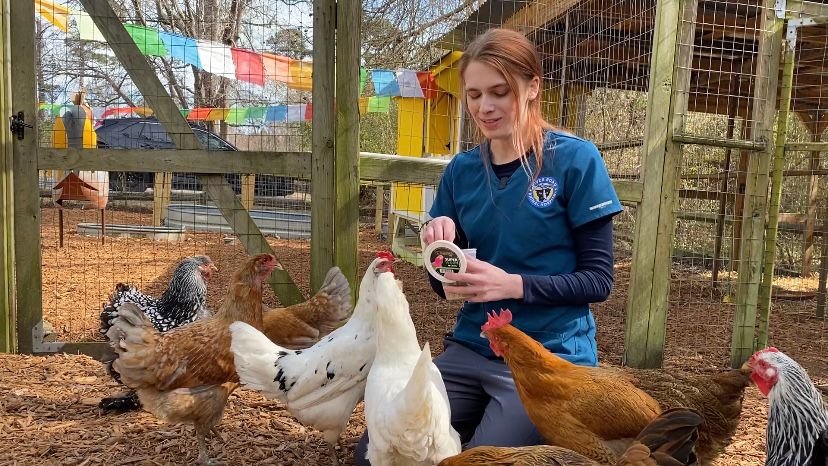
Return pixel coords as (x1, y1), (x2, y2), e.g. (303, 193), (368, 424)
(421, 216), (456, 245)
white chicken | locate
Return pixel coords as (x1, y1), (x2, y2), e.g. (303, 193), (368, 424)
(229, 251), (395, 464)
(363, 272), (461, 466)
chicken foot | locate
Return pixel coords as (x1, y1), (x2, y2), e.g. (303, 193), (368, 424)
(326, 441), (340, 466)
(196, 428), (226, 466)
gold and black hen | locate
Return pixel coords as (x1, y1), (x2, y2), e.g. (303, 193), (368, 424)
(99, 255), (217, 414)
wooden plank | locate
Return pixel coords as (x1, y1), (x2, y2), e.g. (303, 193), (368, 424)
(623, 0), (687, 369)
(152, 172), (171, 226)
(10, 0), (41, 355)
(241, 174), (255, 211)
(79, 0), (304, 305)
(786, 142), (828, 151)
(374, 185), (385, 232)
(39, 148), (644, 204)
(756, 41), (796, 349)
(713, 90), (740, 286)
(34, 342), (110, 359)
(788, 0), (828, 17)
(672, 134), (765, 151)
(38, 148), (312, 174)
(334, 0), (361, 299)
(802, 127), (825, 277)
(503, 0), (581, 35)
(310, 0), (336, 292)
(730, 0), (783, 368)
(0, 0), (14, 353)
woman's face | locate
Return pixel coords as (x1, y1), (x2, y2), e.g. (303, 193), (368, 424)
(463, 60), (538, 144)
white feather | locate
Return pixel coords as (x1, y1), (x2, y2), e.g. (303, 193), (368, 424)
(230, 257), (388, 444)
(364, 273), (461, 466)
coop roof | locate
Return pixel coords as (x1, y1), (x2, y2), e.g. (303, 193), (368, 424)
(437, 0), (828, 123)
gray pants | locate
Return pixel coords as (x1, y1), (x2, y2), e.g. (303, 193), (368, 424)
(353, 340), (544, 465)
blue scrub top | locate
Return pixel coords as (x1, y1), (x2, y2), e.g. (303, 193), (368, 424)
(429, 129), (622, 366)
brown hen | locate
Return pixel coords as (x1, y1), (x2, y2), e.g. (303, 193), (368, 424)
(437, 407), (703, 466)
(481, 309), (751, 464)
(262, 266), (352, 349)
(105, 253), (279, 465)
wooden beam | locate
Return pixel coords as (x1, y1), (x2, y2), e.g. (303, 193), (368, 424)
(38, 148), (312, 175)
(79, 0), (304, 306)
(788, 0), (828, 17)
(374, 185), (385, 232)
(623, 0), (688, 369)
(802, 111), (824, 276)
(713, 87), (740, 287)
(311, 0), (336, 292)
(503, 0), (581, 36)
(673, 134), (765, 151)
(334, 0), (361, 301)
(731, 0), (783, 368)
(241, 174), (255, 211)
(757, 38), (796, 349)
(152, 172), (171, 226)
(0, 0), (14, 353)
(10, 0), (40, 354)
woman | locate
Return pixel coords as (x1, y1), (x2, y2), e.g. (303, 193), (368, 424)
(354, 28), (621, 463)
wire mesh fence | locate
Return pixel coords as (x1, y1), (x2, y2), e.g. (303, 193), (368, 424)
(24, 0), (828, 373)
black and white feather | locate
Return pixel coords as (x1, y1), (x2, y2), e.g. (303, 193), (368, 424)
(759, 350), (828, 466)
(100, 255), (214, 335)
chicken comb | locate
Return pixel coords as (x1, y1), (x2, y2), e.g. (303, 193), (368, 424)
(376, 251), (395, 261)
(481, 308), (513, 333)
(749, 346), (780, 363)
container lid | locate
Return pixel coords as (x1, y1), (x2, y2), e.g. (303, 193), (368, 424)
(423, 240), (467, 283)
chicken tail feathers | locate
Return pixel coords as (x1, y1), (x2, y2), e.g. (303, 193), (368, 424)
(396, 342), (436, 413)
(104, 302), (165, 387)
(309, 266), (354, 334)
(618, 407), (704, 466)
(98, 390), (142, 415)
(229, 321), (287, 400)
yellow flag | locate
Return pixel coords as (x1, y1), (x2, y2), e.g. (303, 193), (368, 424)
(34, 0), (70, 32)
(288, 59), (313, 91)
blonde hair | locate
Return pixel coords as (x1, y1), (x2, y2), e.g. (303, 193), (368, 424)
(459, 28), (555, 187)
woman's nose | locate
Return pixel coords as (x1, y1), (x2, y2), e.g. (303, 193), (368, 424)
(479, 98), (495, 113)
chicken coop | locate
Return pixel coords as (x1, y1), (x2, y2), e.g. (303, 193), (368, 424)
(0, 0), (826, 377)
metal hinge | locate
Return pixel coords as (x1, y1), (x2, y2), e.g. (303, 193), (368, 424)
(32, 320), (66, 353)
(774, 0), (787, 19)
(9, 111), (33, 140)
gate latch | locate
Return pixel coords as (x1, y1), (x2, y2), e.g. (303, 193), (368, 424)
(9, 111), (33, 140)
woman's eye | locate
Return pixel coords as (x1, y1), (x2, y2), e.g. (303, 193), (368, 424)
(467, 92), (481, 99)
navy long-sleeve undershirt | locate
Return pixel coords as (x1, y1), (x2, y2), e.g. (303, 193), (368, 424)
(427, 158), (615, 306)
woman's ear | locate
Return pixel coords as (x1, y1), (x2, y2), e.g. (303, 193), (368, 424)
(527, 76), (540, 101)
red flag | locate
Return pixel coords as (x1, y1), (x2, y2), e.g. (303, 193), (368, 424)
(417, 71), (439, 100)
(231, 48), (266, 86)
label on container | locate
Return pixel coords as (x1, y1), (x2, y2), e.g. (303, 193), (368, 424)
(424, 240), (467, 283)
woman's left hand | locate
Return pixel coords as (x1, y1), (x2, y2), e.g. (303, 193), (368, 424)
(443, 257), (524, 302)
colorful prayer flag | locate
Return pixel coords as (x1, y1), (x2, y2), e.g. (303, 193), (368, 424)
(231, 48), (266, 86)
(159, 31), (201, 68)
(124, 24), (167, 56)
(371, 70), (400, 97)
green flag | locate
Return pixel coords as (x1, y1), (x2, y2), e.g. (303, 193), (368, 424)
(368, 96), (390, 113)
(124, 24), (168, 57)
(226, 108), (249, 125)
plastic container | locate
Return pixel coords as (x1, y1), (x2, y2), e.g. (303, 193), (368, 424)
(424, 241), (477, 300)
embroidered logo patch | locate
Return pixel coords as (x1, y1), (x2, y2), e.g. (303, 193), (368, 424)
(528, 176), (558, 208)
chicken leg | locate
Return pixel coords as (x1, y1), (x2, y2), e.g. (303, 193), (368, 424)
(322, 430), (341, 465)
(196, 427), (226, 466)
